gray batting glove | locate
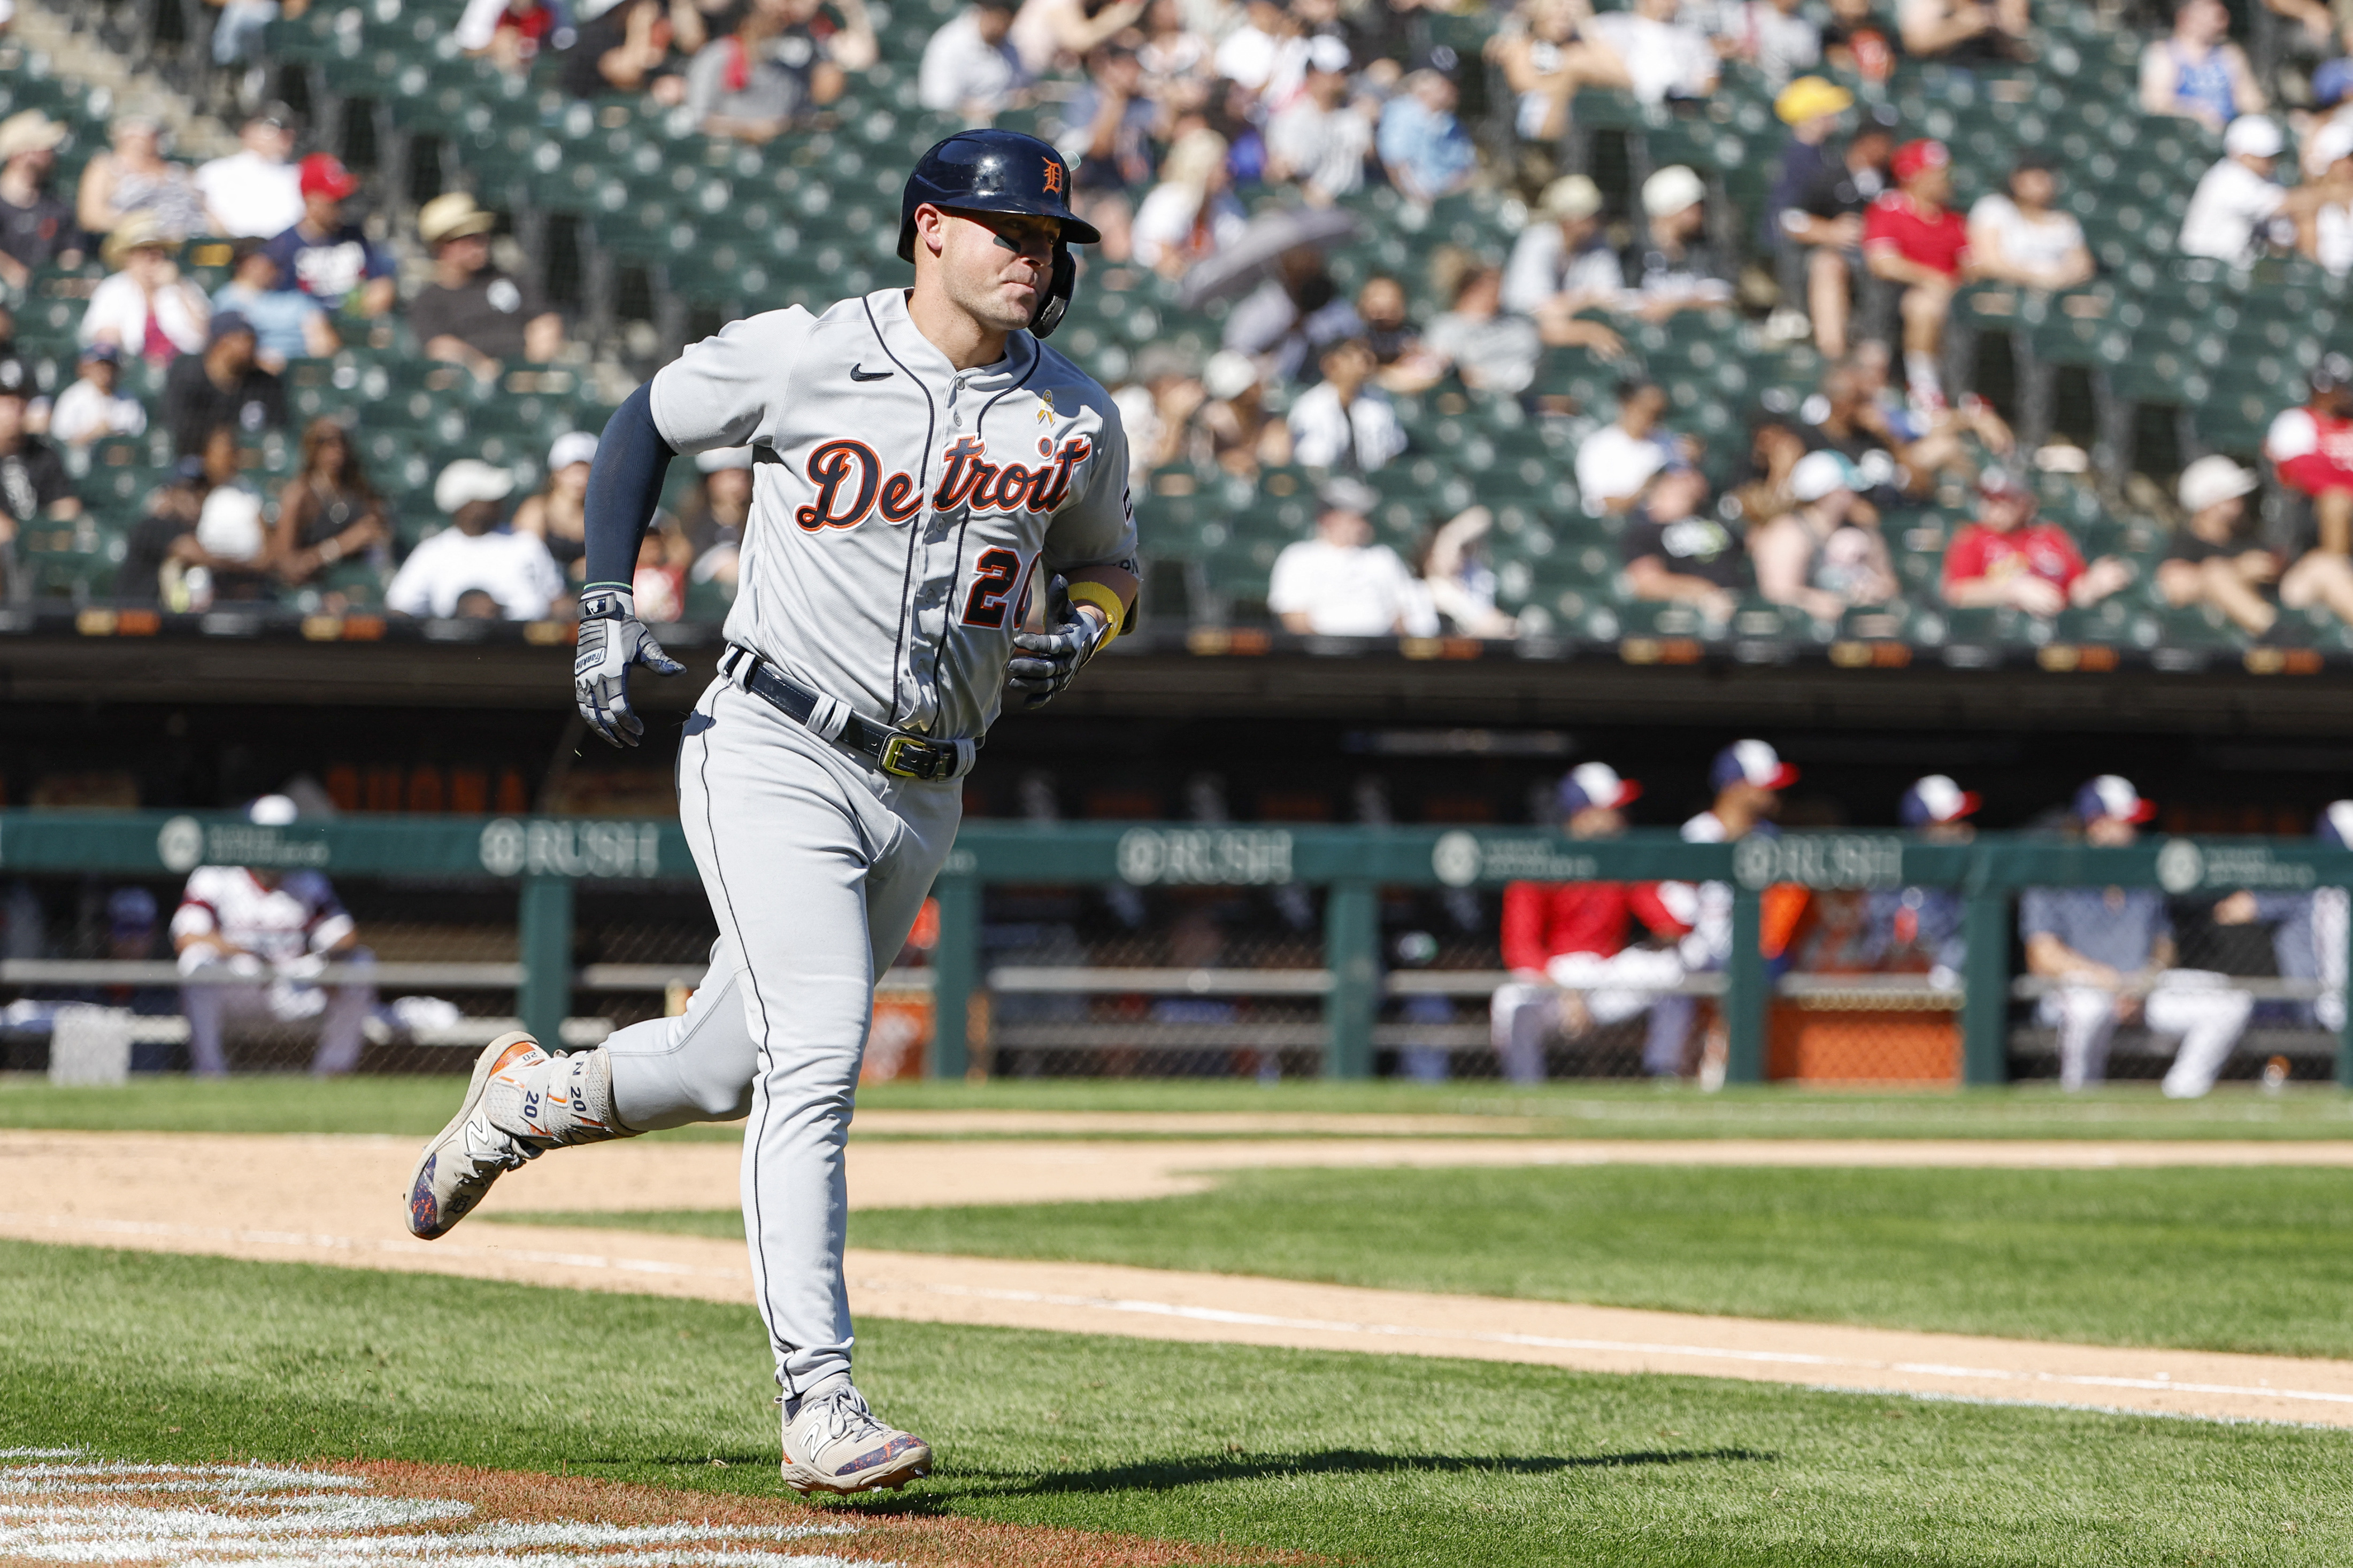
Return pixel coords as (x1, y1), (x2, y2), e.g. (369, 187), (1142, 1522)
(575, 586), (686, 747)
(1006, 575), (1109, 709)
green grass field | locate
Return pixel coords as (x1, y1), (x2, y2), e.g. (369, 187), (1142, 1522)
(5, 1240), (2351, 1567)
(497, 1163), (2353, 1359)
(6, 1071), (2353, 1140)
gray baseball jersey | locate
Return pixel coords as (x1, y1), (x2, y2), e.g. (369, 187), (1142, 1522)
(648, 286), (1136, 738)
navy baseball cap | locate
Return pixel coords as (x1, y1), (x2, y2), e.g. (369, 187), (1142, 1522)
(2318, 800), (2353, 846)
(2073, 774), (2154, 825)
(107, 886), (157, 933)
(1900, 774), (1980, 827)
(1557, 762), (1641, 816)
(1710, 739), (1798, 792)
(209, 310), (255, 344)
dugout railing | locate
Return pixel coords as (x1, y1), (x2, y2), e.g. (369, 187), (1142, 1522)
(2, 810), (2351, 1086)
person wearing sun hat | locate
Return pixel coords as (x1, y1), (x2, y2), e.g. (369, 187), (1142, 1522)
(409, 191), (565, 376)
(2020, 777), (2253, 1095)
(1489, 762), (1693, 1084)
(0, 110), (79, 292)
(80, 212), (211, 363)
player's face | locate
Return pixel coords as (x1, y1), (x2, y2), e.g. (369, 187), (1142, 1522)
(932, 207), (1058, 333)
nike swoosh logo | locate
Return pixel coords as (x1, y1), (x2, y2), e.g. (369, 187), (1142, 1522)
(850, 364), (893, 381)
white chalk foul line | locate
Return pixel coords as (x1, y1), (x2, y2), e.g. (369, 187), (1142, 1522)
(856, 1278), (2353, 1411)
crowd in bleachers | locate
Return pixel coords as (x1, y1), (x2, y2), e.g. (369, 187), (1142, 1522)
(4, 0), (2353, 653)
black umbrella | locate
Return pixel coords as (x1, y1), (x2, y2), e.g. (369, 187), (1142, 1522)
(1176, 205), (1363, 308)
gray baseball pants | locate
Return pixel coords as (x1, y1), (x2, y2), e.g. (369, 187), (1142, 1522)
(596, 677), (962, 1396)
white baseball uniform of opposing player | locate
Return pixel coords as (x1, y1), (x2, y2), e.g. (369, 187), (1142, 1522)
(589, 287), (1133, 1399)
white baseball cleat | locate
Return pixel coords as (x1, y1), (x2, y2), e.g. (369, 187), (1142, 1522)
(779, 1384), (933, 1496)
(404, 1032), (553, 1240)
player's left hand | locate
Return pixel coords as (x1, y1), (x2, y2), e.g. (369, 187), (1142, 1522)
(1006, 576), (1109, 709)
(575, 586), (687, 747)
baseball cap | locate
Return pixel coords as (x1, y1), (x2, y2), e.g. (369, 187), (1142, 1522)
(1304, 34), (1351, 74)
(107, 886), (158, 934)
(2319, 59), (2353, 109)
(1890, 138), (1950, 183)
(2224, 114), (2284, 159)
(196, 485), (266, 562)
(80, 342), (122, 365)
(1318, 476), (1379, 516)
(208, 309), (255, 344)
(2073, 774), (2155, 825)
(1537, 173), (1603, 221)
(298, 152), (361, 201)
(697, 446), (755, 472)
(249, 101), (297, 130)
(1789, 450), (1853, 503)
(548, 431), (599, 472)
(2178, 453), (2258, 513)
(1710, 739), (1798, 792)
(2313, 118), (2353, 169)
(434, 458), (516, 514)
(1202, 349), (1258, 401)
(248, 793), (299, 827)
(1558, 761), (1642, 816)
(1900, 774), (1980, 827)
(1774, 75), (1854, 127)
(2318, 800), (2353, 846)
(1641, 165), (1706, 218)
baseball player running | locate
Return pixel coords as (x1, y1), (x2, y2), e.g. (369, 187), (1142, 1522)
(402, 131), (1136, 1496)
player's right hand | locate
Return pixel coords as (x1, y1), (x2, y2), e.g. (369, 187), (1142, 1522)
(574, 586), (686, 748)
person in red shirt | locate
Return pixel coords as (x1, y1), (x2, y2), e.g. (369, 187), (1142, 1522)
(1940, 466), (2134, 616)
(2265, 354), (2353, 558)
(1863, 138), (1970, 414)
(1490, 762), (1691, 1083)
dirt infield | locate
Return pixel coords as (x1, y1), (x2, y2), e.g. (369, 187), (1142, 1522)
(7, 1127), (2353, 1429)
(0, 1451), (1308, 1566)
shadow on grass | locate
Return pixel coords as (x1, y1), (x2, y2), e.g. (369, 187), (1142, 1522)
(949, 1447), (1778, 1496)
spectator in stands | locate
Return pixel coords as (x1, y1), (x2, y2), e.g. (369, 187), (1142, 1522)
(1583, 0), (1718, 105)
(458, 0), (578, 72)
(163, 312), (284, 459)
(1729, 412), (1812, 523)
(1763, 80), (1891, 359)
(1063, 46), (1157, 262)
(0, 367), (77, 599)
(1968, 152), (2095, 292)
(409, 194), (565, 376)
(1626, 166), (1734, 319)
(565, 0), (707, 102)
(48, 344), (146, 448)
(76, 116), (204, 245)
(1287, 336), (1406, 472)
(918, 0), (1031, 119)
(1821, 0), (1901, 80)
(210, 240), (337, 369)
(195, 105), (302, 241)
(1222, 246), (1360, 384)
(1863, 138), (1968, 414)
(1355, 273), (1424, 373)
(2024, 776), (2252, 1095)
(1490, 762), (1690, 1084)
(1135, 0), (1211, 98)
(1208, 0), (1293, 97)
(681, 445), (752, 586)
(2303, 59), (2353, 180)
(2141, 0), (2263, 133)
(2297, 120), (2353, 276)
(1941, 465), (2132, 617)
(272, 418), (389, 595)
(1751, 450), (1896, 621)
(1265, 38), (1373, 205)
(2265, 353), (2353, 558)
(211, 0), (284, 84)
(1010, 0), (1143, 75)
(1377, 70), (1477, 203)
(633, 512), (694, 622)
(1503, 175), (1629, 353)
(1897, 0), (2027, 64)
(172, 794), (376, 1077)
(1197, 349), (1292, 476)
(513, 431), (596, 582)
(1623, 466), (1748, 622)
(115, 454), (206, 606)
(1494, 0), (1610, 145)
(1133, 129), (1244, 277)
(1714, 0), (1823, 89)
(386, 460), (565, 621)
(1576, 379), (1686, 514)
(191, 467), (275, 603)
(2160, 454), (2282, 638)
(1418, 505), (1520, 636)
(81, 216), (209, 364)
(265, 156), (396, 319)
(1268, 477), (1433, 635)
(686, 0), (875, 140)
(1817, 342), (2014, 498)
(2179, 115), (2330, 265)
(1406, 257), (1544, 396)
(0, 111), (79, 295)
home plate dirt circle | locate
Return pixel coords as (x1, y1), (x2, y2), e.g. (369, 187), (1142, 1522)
(0, 1450), (1306, 1567)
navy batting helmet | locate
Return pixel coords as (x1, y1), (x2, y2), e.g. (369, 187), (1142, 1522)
(899, 129), (1100, 339)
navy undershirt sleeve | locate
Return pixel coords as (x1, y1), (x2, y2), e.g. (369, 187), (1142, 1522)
(581, 382), (678, 593)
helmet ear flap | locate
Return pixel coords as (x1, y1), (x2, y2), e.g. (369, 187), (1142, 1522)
(1030, 243), (1075, 338)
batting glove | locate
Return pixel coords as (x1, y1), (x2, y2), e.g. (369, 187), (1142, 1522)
(575, 586), (686, 747)
(1006, 576), (1110, 709)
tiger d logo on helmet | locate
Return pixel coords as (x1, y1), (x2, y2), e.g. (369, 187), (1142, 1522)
(898, 129), (1101, 339)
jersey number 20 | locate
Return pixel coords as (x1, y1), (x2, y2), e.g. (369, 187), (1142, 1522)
(962, 547), (1027, 628)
